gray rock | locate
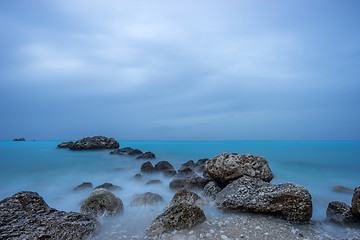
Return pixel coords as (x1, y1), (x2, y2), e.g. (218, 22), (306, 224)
(131, 192), (163, 206)
(146, 180), (162, 185)
(194, 158), (209, 172)
(13, 138), (25, 141)
(69, 136), (119, 150)
(166, 189), (208, 210)
(163, 169), (177, 177)
(57, 141), (74, 148)
(136, 152), (156, 159)
(326, 201), (360, 226)
(181, 160), (196, 169)
(155, 161), (175, 171)
(205, 153), (274, 184)
(215, 176), (312, 222)
(94, 183), (122, 191)
(73, 182), (93, 191)
(169, 176), (210, 190)
(351, 186), (360, 218)
(145, 203), (206, 237)
(128, 149), (143, 155)
(203, 181), (222, 200)
(0, 191), (100, 240)
(177, 167), (197, 178)
(109, 147), (134, 155)
(133, 173), (142, 179)
(333, 185), (354, 194)
(80, 188), (123, 217)
(141, 161), (156, 172)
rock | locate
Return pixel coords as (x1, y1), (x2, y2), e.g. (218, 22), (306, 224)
(146, 180), (162, 185)
(128, 149), (143, 155)
(141, 161), (156, 173)
(133, 173), (142, 179)
(109, 147), (134, 155)
(181, 160), (196, 169)
(215, 176), (312, 222)
(13, 138), (25, 141)
(351, 186), (360, 218)
(0, 191), (100, 239)
(80, 189), (123, 217)
(155, 161), (175, 171)
(57, 141), (74, 148)
(94, 183), (122, 191)
(73, 182), (93, 191)
(203, 181), (222, 200)
(69, 136), (119, 150)
(166, 189), (208, 210)
(169, 176), (210, 190)
(333, 185), (354, 194)
(194, 158), (209, 172)
(205, 153), (274, 184)
(326, 201), (360, 226)
(131, 192), (163, 206)
(177, 167), (197, 178)
(163, 169), (177, 177)
(136, 152), (156, 159)
(145, 203), (206, 237)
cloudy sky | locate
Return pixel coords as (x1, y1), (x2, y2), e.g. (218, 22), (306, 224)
(0, 0), (359, 141)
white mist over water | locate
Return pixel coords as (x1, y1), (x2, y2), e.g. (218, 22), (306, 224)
(0, 141), (359, 238)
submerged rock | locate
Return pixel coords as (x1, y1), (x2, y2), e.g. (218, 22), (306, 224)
(57, 141), (74, 148)
(194, 158), (209, 172)
(166, 188), (208, 210)
(0, 191), (100, 239)
(215, 176), (312, 222)
(351, 186), (360, 218)
(13, 138), (25, 141)
(326, 201), (360, 226)
(163, 169), (177, 177)
(131, 192), (163, 206)
(145, 203), (206, 237)
(176, 167), (197, 178)
(69, 136), (119, 150)
(333, 185), (354, 194)
(133, 173), (142, 179)
(203, 181), (223, 200)
(109, 147), (143, 156)
(136, 152), (156, 159)
(94, 183), (122, 191)
(155, 161), (175, 171)
(73, 182), (93, 191)
(205, 153), (274, 184)
(141, 161), (156, 173)
(169, 176), (210, 190)
(146, 180), (162, 185)
(80, 188), (123, 217)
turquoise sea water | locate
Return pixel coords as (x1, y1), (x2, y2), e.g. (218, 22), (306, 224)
(0, 141), (359, 237)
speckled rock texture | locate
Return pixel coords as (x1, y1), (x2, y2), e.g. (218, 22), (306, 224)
(68, 136), (119, 150)
(131, 192), (163, 206)
(326, 201), (360, 226)
(205, 153), (274, 184)
(203, 181), (223, 200)
(145, 203), (206, 237)
(351, 186), (360, 218)
(165, 189), (208, 210)
(215, 176), (312, 222)
(80, 188), (123, 217)
(0, 191), (100, 240)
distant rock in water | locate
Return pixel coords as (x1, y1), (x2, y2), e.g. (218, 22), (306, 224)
(131, 192), (163, 206)
(73, 182), (93, 191)
(13, 138), (25, 141)
(333, 185), (354, 194)
(0, 191), (100, 239)
(146, 180), (162, 185)
(94, 183), (122, 191)
(110, 147), (143, 156)
(136, 152), (156, 159)
(58, 136), (119, 150)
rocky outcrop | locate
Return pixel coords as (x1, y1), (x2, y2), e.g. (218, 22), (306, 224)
(145, 203), (206, 237)
(80, 188), (123, 217)
(67, 136), (119, 150)
(169, 176), (210, 190)
(326, 201), (359, 226)
(94, 183), (122, 191)
(351, 186), (360, 218)
(141, 161), (156, 172)
(205, 153), (274, 184)
(73, 182), (93, 191)
(155, 161), (175, 171)
(131, 192), (163, 206)
(136, 152), (156, 159)
(203, 181), (222, 200)
(0, 191), (100, 239)
(109, 147), (143, 156)
(166, 189), (208, 210)
(57, 141), (74, 148)
(13, 138), (25, 141)
(215, 176), (312, 222)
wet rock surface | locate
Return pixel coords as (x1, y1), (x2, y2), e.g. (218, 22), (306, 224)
(326, 201), (360, 226)
(203, 181), (223, 200)
(80, 188), (123, 217)
(155, 161), (175, 171)
(131, 192), (163, 206)
(73, 182), (93, 191)
(205, 153), (274, 184)
(165, 188), (208, 210)
(136, 152), (156, 159)
(351, 186), (360, 218)
(141, 161), (156, 173)
(0, 191), (100, 240)
(66, 136), (119, 150)
(94, 183), (122, 191)
(215, 176), (313, 222)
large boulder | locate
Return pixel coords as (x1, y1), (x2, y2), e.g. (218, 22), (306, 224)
(169, 176), (210, 190)
(69, 136), (119, 150)
(215, 176), (312, 222)
(141, 161), (155, 173)
(0, 191), (100, 239)
(351, 186), (360, 218)
(326, 201), (359, 226)
(165, 189), (208, 210)
(136, 152), (156, 159)
(155, 161), (175, 171)
(57, 141), (74, 148)
(205, 153), (274, 184)
(203, 181), (222, 200)
(80, 188), (123, 217)
(145, 203), (206, 237)
(131, 192), (163, 206)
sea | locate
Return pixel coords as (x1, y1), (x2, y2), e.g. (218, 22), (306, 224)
(0, 141), (359, 239)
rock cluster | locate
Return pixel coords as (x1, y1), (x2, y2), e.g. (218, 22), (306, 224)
(13, 138), (25, 141)
(58, 136), (119, 150)
(0, 191), (100, 239)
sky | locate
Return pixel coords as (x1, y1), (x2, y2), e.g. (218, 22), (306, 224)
(0, 0), (359, 141)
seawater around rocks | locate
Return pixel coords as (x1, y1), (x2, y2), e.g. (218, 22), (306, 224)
(1, 141), (360, 239)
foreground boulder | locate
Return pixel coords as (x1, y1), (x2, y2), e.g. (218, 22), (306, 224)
(67, 136), (119, 150)
(131, 192), (163, 206)
(352, 186), (360, 218)
(326, 201), (359, 226)
(0, 191), (100, 239)
(80, 188), (123, 217)
(136, 152), (156, 159)
(73, 182), (93, 191)
(215, 176), (312, 222)
(205, 153), (274, 184)
(57, 141), (74, 148)
(141, 161), (156, 172)
(169, 176), (210, 190)
(166, 189), (208, 210)
(145, 203), (206, 237)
